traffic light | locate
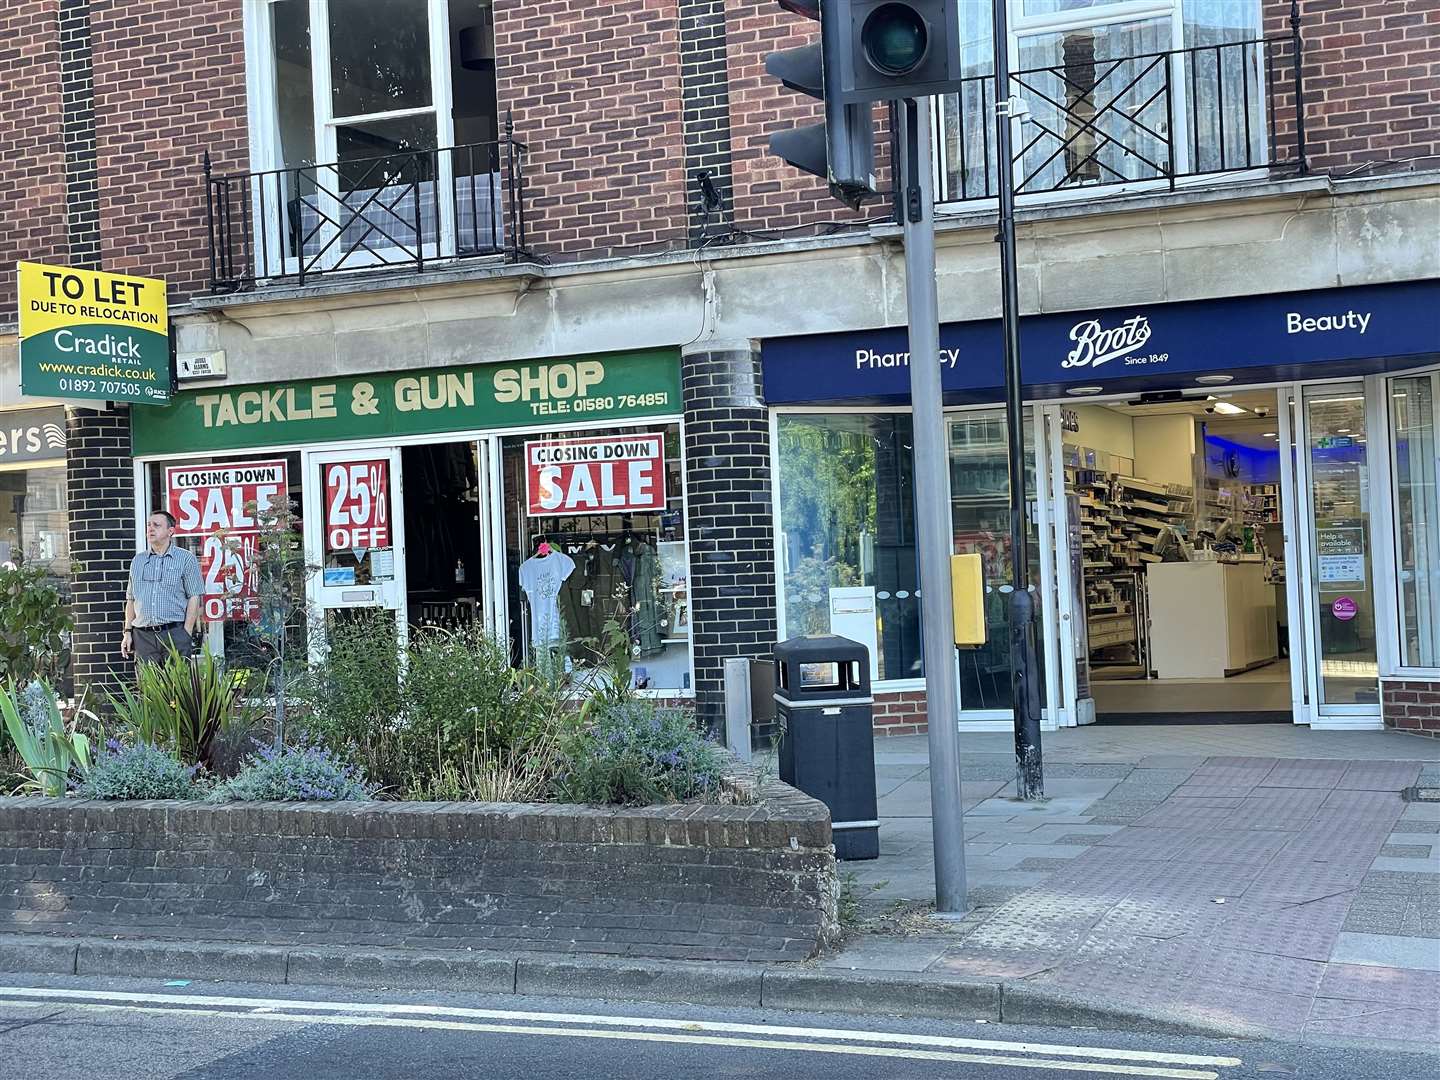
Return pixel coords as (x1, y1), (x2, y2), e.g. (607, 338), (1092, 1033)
(765, 0), (877, 210)
(836, 1), (966, 104)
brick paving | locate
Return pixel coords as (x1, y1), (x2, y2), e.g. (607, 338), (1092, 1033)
(828, 725), (1440, 1046)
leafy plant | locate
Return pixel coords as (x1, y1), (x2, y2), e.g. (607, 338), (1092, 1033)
(0, 679), (92, 796)
(77, 739), (201, 800)
(0, 564), (72, 685)
(108, 648), (255, 771)
(291, 609), (405, 787)
(555, 699), (723, 806)
(209, 739), (372, 802)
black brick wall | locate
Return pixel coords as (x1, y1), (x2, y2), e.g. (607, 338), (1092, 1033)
(678, 0), (735, 245)
(65, 408), (134, 696)
(0, 783), (837, 962)
(682, 343), (778, 734)
(60, 0), (134, 700)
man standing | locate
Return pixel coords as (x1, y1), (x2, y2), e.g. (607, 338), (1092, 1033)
(121, 510), (203, 667)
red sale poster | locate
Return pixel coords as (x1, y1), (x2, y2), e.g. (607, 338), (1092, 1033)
(323, 458), (391, 552)
(525, 434), (665, 517)
(164, 459), (288, 622)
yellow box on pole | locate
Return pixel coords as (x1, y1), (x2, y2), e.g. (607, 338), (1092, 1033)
(951, 553), (985, 646)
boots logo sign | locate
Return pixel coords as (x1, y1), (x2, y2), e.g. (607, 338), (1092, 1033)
(1063, 315), (1155, 369)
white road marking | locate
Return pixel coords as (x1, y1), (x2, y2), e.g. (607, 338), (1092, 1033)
(0, 986), (1242, 1068)
(0, 999), (1230, 1079)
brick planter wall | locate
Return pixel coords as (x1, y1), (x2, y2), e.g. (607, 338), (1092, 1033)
(0, 777), (838, 963)
(1381, 678), (1440, 737)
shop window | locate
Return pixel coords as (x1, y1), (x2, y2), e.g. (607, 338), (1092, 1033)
(499, 424), (694, 694)
(947, 411), (1042, 710)
(144, 453), (307, 673)
(1391, 373), (1440, 669)
(776, 414), (921, 683)
(0, 463), (71, 687)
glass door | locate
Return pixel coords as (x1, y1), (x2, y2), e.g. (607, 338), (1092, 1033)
(945, 408), (1045, 722)
(1295, 383), (1381, 717)
(303, 446), (407, 659)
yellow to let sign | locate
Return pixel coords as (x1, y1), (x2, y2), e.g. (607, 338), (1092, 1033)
(17, 261), (173, 405)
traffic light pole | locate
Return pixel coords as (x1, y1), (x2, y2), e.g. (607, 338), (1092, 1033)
(992, 1), (1045, 800)
(898, 95), (967, 914)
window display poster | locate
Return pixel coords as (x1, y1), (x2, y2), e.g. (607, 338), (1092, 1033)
(164, 459), (288, 622)
(525, 434), (666, 516)
(1316, 524), (1366, 585)
(324, 459), (391, 554)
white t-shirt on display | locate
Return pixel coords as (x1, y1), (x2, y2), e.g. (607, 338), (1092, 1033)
(518, 550), (576, 647)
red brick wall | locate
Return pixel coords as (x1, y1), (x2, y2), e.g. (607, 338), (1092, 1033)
(724, 1), (885, 235)
(874, 689), (929, 735)
(1268, 0), (1440, 174)
(0, 1), (67, 319)
(90, 0), (248, 304)
(493, 0), (689, 260)
(1382, 679), (1440, 737)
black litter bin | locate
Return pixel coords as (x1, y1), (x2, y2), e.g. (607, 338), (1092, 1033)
(775, 635), (879, 860)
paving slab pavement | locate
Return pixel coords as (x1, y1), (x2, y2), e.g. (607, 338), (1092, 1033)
(820, 723), (1440, 1048)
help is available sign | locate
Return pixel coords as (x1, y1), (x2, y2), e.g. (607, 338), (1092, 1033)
(525, 434), (665, 516)
(165, 460), (288, 622)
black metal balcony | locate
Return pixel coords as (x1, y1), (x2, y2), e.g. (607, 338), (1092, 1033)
(939, 27), (1308, 204)
(205, 130), (532, 292)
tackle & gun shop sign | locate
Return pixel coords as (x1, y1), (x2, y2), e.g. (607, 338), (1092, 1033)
(18, 262), (172, 405)
(131, 349), (681, 456)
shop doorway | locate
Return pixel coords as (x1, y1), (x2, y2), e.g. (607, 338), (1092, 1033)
(1052, 388), (1298, 724)
(399, 442), (488, 633)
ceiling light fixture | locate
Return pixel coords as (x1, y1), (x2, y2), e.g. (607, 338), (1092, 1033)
(1066, 386), (1104, 396)
(1263, 432), (1278, 437)
(1195, 374), (1234, 385)
(1211, 401), (1247, 415)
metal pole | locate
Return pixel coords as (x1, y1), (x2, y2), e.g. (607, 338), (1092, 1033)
(900, 96), (968, 913)
(992, 0), (1046, 800)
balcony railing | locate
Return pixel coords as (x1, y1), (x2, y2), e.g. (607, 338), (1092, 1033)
(205, 131), (531, 292)
(939, 28), (1308, 204)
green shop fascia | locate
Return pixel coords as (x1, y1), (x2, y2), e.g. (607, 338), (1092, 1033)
(130, 348), (695, 689)
(131, 348), (682, 456)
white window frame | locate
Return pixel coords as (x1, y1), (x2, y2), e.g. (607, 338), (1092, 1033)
(243, 0), (458, 278)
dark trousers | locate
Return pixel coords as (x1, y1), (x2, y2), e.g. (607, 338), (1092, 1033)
(133, 624), (196, 669)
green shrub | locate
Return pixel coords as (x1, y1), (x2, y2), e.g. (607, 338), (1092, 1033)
(209, 740), (372, 802)
(555, 700), (723, 806)
(108, 649), (254, 771)
(291, 610), (404, 787)
(0, 679), (91, 796)
(0, 565), (72, 685)
(77, 740), (200, 800)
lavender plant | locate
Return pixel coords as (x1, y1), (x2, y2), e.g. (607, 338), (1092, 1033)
(208, 739), (373, 802)
(77, 739), (200, 800)
(554, 700), (722, 806)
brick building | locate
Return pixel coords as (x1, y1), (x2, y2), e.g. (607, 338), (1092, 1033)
(0, 0), (1436, 736)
